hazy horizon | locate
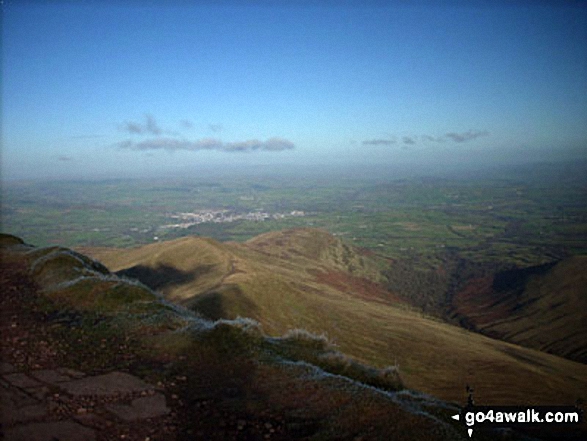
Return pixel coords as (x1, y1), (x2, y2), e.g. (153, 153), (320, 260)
(2, 1), (586, 181)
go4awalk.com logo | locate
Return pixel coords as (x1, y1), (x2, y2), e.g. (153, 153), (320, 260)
(451, 405), (583, 438)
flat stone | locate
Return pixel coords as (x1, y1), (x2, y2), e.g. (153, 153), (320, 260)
(106, 393), (170, 421)
(26, 386), (50, 401)
(56, 367), (85, 378)
(73, 412), (108, 429)
(3, 373), (43, 389)
(4, 420), (96, 441)
(31, 369), (72, 384)
(0, 362), (17, 374)
(0, 382), (38, 410)
(1, 383), (46, 425)
(60, 371), (153, 396)
(1, 403), (47, 425)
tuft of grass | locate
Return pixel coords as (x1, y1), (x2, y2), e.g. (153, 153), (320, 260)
(267, 328), (403, 392)
(280, 328), (332, 351)
(194, 316), (265, 356)
(316, 351), (403, 391)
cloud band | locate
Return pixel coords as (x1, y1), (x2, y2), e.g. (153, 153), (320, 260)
(363, 130), (489, 146)
(117, 137), (295, 153)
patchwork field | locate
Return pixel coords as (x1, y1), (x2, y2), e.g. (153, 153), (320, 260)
(3, 163), (586, 271)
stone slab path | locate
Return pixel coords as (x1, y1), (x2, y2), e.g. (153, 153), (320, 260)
(1, 362), (171, 441)
(0, 258), (182, 441)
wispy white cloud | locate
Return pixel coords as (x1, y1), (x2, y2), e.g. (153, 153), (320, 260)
(144, 115), (161, 135)
(116, 115), (293, 153)
(402, 136), (417, 145)
(445, 130), (489, 143)
(363, 130), (489, 147)
(117, 137), (294, 153)
(70, 134), (106, 139)
(362, 139), (396, 146)
(180, 119), (193, 129)
(120, 114), (162, 135)
(421, 135), (445, 143)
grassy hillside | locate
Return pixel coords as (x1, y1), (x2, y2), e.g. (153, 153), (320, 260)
(82, 228), (587, 407)
(2, 233), (493, 440)
(450, 256), (587, 363)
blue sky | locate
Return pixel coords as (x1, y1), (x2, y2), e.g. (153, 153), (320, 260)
(2, 0), (587, 180)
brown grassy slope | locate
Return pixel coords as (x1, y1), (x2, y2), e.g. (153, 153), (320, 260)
(82, 228), (587, 406)
(80, 236), (236, 302)
(451, 256), (587, 363)
(244, 228), (386, 280)
(2, 235), (479, 441)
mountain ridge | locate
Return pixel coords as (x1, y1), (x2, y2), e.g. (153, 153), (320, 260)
(2, 232), (476, 441)
(79, 228), (587, 407)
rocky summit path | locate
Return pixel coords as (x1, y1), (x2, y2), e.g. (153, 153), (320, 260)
(1, 253), (294, 441)
(1, 364), (171, 441)
(0, 259), (180, 441)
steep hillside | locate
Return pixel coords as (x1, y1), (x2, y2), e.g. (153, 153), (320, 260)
(81, 229), (400, 325)
(81, 229), (587, 409)
(84, 236), (234, 302)
(2, 233), (481, 441)
(450, 256), (587, 363)
(245, 228), (386, 280)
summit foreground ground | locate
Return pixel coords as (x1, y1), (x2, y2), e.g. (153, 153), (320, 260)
(1, 233), (480, 441)
(2, 232), (586, 440)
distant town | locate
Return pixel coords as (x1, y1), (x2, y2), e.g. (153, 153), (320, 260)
(161, 209), (306, 229)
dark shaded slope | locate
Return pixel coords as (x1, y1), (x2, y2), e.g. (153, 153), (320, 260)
(450, 256), (587, 363)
